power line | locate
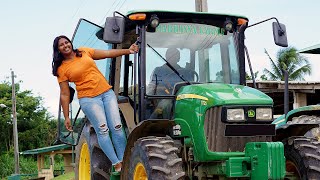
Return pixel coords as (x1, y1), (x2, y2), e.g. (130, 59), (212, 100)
(71, 0), (87, 19)
(82, 0), (119, 47)
(89, 0), (128, 48)
(117, 0), (128, 16)
(98, 0), (120, 25)
(60, 0), (88, 34)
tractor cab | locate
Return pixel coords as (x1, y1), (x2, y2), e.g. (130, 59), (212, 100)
(110, 11), (250, 122)
(143, 19), (241, 119)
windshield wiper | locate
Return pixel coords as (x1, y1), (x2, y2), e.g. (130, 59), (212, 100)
(147, 44), (191, 85)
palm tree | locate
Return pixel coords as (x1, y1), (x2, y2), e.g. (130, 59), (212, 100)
(264, 47), (312, 81)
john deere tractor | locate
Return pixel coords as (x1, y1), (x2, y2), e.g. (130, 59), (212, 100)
(269, 64), (320, 178)
(272, 105), (320, 179)
(57, 10), (298, 179)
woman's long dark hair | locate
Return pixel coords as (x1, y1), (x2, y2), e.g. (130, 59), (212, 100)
(52, 35), (82, 76)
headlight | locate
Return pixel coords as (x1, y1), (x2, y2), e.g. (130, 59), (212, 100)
(227, 109), (245, 121)
(256, 108), (272, 120)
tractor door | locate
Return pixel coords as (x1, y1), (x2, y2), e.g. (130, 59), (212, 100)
(57, 19), (113, 146)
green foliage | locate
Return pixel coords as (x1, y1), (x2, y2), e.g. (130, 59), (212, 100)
(0, 80), (57, 155)
(246, 71), (269, 81)
(19, 120), (57, 151)
(263, 47), (312, 81)
(246, 71), (259, 80)
(260, 74), (268, 81)
(0, 152), (14, 178)
(0, 79), (63, 178)
(0, 152), (66, 178)
(52, 172), (75, 180)
(54, 154), (65, 170)
(19, 156), (37, 175)
(0, 152), (37, 178)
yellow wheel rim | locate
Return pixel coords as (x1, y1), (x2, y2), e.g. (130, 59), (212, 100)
(133, 162), (148, 180)
(79, 143), (91, 180)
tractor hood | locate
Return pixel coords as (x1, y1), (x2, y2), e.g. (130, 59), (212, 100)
(176, 83), (273, 106)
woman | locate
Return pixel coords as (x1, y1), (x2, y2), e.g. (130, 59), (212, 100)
(52, 35), (138, 172)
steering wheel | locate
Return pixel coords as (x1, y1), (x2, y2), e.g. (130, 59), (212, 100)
(186, 69), (199, 82)
(158, 68), (198, 94)
(164, 68), (199, 82)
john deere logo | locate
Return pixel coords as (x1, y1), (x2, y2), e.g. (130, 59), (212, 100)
(248, 110), (255, 117)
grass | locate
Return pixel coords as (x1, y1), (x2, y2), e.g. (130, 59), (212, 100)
(52, 172), (75, 180)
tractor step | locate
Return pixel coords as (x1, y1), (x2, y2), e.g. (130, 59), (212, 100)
(110, 166), (120, 180)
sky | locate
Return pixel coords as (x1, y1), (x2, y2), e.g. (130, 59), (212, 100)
(1, 0), (320, 117)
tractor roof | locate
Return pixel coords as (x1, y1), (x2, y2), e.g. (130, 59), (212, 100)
(118, 10), (249, 48)
(126, 10), (248, 22)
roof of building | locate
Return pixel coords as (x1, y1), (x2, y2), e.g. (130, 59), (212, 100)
(247, 80), (320, 93)
(297, 44), (320, 54)
(20, 144), (71, 155)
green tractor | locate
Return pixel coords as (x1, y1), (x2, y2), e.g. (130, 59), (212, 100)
(57, 10), (297, 179)
(273, 105), (320, 179)
(271, 67), (320, 178)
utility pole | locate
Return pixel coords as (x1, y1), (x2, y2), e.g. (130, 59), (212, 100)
(11, 70), (20, 174)
(195, 0), (208, 12)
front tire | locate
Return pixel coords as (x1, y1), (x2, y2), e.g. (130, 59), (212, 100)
(284, 137), (320, 180)
(75, 121), (112, 180)
(128, 136), (185, 180)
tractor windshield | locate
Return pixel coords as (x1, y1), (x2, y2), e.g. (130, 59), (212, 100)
(145, 22), (240, 96)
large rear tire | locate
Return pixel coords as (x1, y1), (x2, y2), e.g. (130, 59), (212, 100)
(75, 122), (112, 180)
(284, 137), (320, 180)
(128, 136), (185, 180)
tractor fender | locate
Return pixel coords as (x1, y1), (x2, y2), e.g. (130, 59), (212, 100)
(273, 105), (320, 128)
(125, 119), (175, 151)
(273, 105), (320, 141)
(274, 123), (319, 141)
(286, 105), (320, 121)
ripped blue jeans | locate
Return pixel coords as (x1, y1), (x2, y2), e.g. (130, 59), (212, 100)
(79, 89), (126, 165)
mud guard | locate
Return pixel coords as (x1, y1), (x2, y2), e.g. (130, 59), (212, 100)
(275, 123), (319, 141)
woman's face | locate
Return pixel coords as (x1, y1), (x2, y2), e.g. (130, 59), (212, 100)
(58, 38), (73, 57)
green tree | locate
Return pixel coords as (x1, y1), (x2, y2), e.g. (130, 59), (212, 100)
(0, 80), (57, 154)
(263, 47), (312, 81)
(246, 71), (269, 81)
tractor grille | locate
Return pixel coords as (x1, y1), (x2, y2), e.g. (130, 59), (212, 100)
(204, 107), (272, 152)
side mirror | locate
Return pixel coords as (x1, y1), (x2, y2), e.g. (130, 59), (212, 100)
(272, 22), (288, 47)
(103, 16), (125, 44)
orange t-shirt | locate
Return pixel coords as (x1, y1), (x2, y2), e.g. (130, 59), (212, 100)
(57, 47), (112, 98)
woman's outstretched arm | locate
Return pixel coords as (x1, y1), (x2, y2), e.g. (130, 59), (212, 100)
(92, 43), (138, 60)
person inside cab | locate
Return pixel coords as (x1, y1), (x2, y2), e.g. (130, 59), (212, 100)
(147, 48), (191, 119)
(149, 48), (189, 95)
